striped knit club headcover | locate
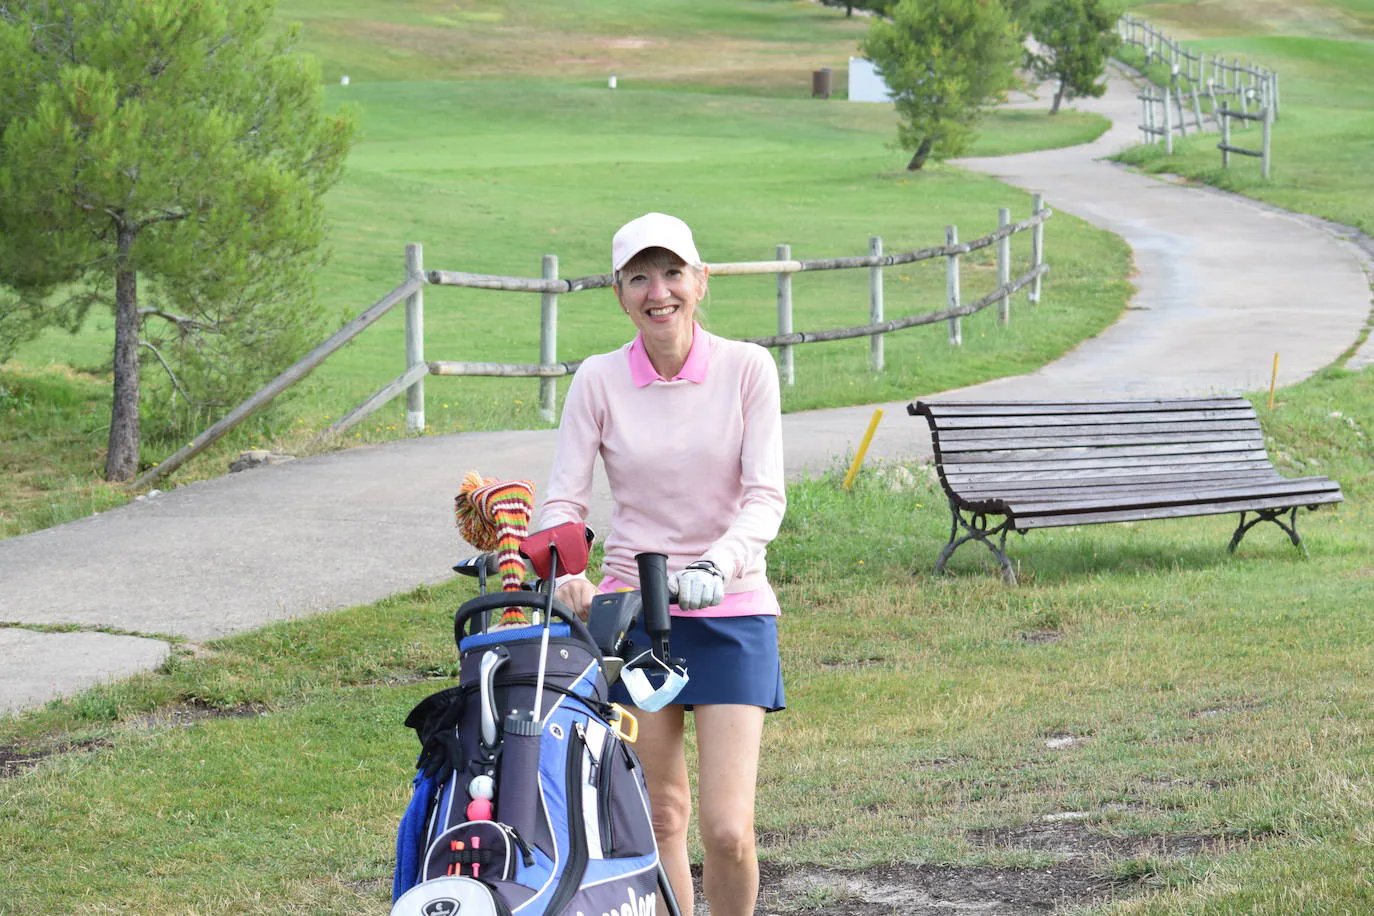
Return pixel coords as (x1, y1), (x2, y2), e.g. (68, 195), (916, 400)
(454, 471), (536, 627)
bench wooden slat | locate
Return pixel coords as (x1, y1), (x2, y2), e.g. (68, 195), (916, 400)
(942, 460), (1281, 488)
(952, 473), (1289, 503)
(939, 444), (1269, 469)
(960, 477), (1333, 516)
(935, 419), (1262, 442)
(923, 407), (1259, 429)
(1008, 478), (1340, 515)
(913, 398), (1255, 418)
(1015, 490), (1345, 529)
(923, 410), (1259, 431)
(936, 430), (1267, 452)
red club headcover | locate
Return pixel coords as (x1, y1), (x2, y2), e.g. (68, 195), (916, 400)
(519, 522), (592, 580)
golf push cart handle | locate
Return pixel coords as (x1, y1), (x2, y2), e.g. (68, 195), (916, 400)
(636, 552), (673, 661)
(453, 592), (598, 649)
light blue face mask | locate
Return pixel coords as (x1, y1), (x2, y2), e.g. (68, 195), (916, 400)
(620, 652), (689, 712)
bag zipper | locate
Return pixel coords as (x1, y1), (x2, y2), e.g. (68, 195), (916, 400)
(541, 720), (591, 915)
(597, 735), (616, 854)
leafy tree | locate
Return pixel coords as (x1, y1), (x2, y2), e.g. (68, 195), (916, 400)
(1001, 0), (1042, 30)
(0, 0), (355, 481)
(859, 0), (1021, 170)
(1025, 0), (1122, 114)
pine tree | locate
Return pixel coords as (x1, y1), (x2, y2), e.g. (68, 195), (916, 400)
(0, 0), (356, 481)
(1026, 0), (1122, 114)
(859, 0), (1021, 170)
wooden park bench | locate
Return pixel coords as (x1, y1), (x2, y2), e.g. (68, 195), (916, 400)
(908, 397), (1343, 584)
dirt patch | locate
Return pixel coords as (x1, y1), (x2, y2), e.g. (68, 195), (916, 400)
(703, 821), (1262, 913)
(0, 737), (110, 779)
(819, 655), (888, 669)
(2, 702), (267, 779)
(969, 820), (1252, 863)
(1019, 629), (1062, 644)
(747, 862), (1126, 915)
(126, 700), (268, 730)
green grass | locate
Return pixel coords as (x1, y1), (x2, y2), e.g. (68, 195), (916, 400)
(4, 2), (1373, 907)
(2, 0), (1118, 536)
(3, 367), (1372, 914)
(0, 367), (130, 538)
(1118, 3), (1374, 236)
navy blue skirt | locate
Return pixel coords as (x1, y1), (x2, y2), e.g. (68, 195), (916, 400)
(609, 613), (785, 712)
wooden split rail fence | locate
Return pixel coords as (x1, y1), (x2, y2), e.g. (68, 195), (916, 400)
(133, 201), (1052, 488)
(1119, 14), (1277, 176)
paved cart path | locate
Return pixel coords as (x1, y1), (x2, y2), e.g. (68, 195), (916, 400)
(2, 69), (1370, 715)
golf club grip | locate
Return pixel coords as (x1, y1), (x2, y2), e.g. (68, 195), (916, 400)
(452, 552), (503, 577)
(636, 552), (671, 641)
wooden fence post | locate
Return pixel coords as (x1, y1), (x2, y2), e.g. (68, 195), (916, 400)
(1237, 60), (1248, 120)
(997, 209), (1011, 326)
(946, 225), (962, 346)
(869, 236), (884, 372)
(776, 243), (794, 386)
(539, 254), (558, 423)
(1262, 105), (1273, 180)
(1163, 80), (1173, 153)
(1031, 195), (1044, 305)
(404, 243), (425, 434)
(1220, 100), (1231, 169)
(1172, 68), (1188, 138)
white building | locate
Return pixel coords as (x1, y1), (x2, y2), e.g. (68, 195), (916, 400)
(848, 57), (893, 103)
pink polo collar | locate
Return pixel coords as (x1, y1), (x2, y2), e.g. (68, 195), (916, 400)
(627, 326), (711, 386)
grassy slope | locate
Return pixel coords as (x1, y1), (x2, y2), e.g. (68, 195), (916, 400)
(1121, 0), (1374, 236)
(5, 3), (1374, 912)
(2, 0), (1119, 537)
(3, 369), (1371, 914)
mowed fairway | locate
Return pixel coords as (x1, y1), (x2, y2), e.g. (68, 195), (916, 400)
(301, 77), (1124, 433)
(4, 3), (1374, 914)
(8, 0), (1120, 475)
(1120, 0), (1374, 235)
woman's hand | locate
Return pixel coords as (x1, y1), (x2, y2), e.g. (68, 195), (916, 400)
(668, 559), (725, 610)
(555, 577), (597, 621)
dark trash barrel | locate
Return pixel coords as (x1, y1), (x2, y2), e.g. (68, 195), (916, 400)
(812, 67), (832, 99)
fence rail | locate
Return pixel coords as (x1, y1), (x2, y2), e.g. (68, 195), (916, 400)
(134, 201), (1052, 488)
(365, 199), (1052, 432)
(1118, 13), (1279, 176)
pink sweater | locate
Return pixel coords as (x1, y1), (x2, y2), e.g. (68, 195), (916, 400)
(539, 327), (786, 604)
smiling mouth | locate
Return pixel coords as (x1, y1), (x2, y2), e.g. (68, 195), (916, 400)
(646, 305), (679, 318)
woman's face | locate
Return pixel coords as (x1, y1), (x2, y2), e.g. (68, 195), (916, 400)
(615, 249), (708, 344)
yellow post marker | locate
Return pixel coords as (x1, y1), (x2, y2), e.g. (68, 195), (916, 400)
(842, 408), (884, 490)
(1268, 352), (1280, 409)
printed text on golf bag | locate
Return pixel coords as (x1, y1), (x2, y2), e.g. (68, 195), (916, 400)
(391, 591), (661, 916)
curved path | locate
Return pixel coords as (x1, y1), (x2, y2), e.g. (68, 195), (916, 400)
(2, 70), (1370, 715)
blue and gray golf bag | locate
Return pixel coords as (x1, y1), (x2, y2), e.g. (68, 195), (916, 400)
(391, 524), (683, 916)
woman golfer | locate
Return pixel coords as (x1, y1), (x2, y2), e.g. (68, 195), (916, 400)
(539, 212), (786, 916)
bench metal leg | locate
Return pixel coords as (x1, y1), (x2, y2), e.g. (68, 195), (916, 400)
(935, 500), (1018, 584)
(1228, 507), (1307, 557)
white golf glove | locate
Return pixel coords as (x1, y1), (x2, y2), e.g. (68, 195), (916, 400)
(668, 560), (725, 610)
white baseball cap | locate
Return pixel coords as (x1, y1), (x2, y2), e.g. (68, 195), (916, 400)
(611, 212), (703, 272)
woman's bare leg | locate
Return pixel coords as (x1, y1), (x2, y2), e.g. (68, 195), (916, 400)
(693, 704), (766, 916)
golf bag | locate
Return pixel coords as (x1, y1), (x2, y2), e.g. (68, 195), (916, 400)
(390, 524), (682, 916)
